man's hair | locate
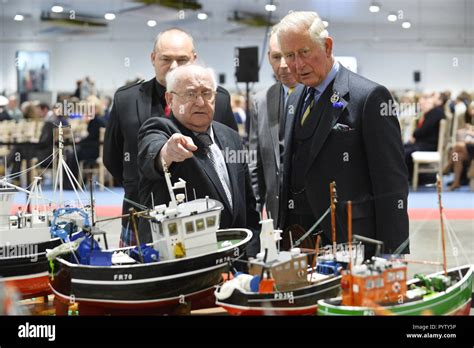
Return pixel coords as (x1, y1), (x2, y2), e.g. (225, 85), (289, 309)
(38, 102), (50, 111)
(166, 64), (217, 93)
(276, 11), (329, 49)
(267, 24), (279, 54)
(153, 27), (195, 53)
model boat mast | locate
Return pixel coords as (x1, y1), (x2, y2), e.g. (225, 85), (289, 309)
(436, 174), (448, 276)
(329, 181), (337, 258)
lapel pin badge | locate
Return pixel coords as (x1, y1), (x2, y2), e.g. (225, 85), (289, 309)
(331, 91), (344, 109)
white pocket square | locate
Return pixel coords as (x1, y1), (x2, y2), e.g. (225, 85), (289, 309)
(332, 123), (354, 131)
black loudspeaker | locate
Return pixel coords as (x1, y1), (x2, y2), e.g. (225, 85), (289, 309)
(414, 71), (421, 83)
(235, 46), (259, 83)
(218, 73), (226, 85)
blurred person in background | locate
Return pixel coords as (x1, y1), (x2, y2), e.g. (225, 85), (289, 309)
(0, 96), (11, 121)
(404, 91), (445, 179)
(76, 96), (106, 163)
(6, 95), (23, 122)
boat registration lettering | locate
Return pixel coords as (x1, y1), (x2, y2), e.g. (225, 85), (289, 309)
(113, 274), (133, 281)
(274, 292), (294, 302)
(216, 256), (232, 265)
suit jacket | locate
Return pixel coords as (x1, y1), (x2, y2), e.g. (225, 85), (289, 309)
(137, 117), (260, 256)
(103, 78), (238, 221)
(248, 82), (304, 225)
(279, 65), (409, 254)
(413, 106), (445, 148)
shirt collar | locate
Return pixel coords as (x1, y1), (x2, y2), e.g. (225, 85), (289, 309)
(313, 60), (339, 95)
(154, 79), (166, 98)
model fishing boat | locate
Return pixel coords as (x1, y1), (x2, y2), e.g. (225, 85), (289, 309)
(318, 176), (473, 316)
(0, 124), (92, 298)
(214, 183), (364, 316)
(47, 163), (253, 312)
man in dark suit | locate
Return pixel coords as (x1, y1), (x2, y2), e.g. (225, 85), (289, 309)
(104, 28), (238, 246)
(276, 11), (409, 255)
(249, 29), (303, 227)
(137, 64), (260, 255)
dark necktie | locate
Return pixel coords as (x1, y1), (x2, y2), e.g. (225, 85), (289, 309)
(196, 132), (233, 208)
(300, 87), (316, 125)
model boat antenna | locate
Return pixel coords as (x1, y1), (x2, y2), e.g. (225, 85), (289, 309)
(436, 174), (448, 276)
(329, 181), (337, 258)
(347, 200), (353, 273)
(309, 234), (321, 280)
(89, 177), (95, 227)
(129, 208), (144, 263)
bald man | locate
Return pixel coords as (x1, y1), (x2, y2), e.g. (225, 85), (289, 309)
(104, 28), (237, 246)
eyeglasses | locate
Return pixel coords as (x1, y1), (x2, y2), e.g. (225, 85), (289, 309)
(171, 90), (216, 103)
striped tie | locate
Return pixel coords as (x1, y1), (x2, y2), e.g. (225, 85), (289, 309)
(300, 87), (316, 125)
(196, 133), (233, 209)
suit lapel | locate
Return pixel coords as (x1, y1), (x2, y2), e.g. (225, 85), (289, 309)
(212, 124), (236, 215)
(136, 79), (155, 127)
(304, 66), (350, 177)
(266, 83), (283, 169)
(283, 84), (305, 165)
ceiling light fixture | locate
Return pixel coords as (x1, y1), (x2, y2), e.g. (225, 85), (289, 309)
(387, 13), (397, 22)
(402, 21), (411, 29)
(14, 14), (24, 21)
(197, 12), (208, 20)
(51, 5), (64, 13)
(147, 20), (157, 27)
(369, 4), (380, 13)
(265, 4), (276, 12)
(104, 13), (116, 20)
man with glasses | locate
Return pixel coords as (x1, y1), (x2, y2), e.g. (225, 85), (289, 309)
(137, 64), (260, 255)
(104, 28), (237, 246)
(276, 12), (409, 257)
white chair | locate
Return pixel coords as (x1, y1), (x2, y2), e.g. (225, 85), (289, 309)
(411, 119), (447, 191)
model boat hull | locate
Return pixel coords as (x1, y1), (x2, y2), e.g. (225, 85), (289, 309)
(0, 238), (63, 298)
(215, 274), (341, 316)
(49, 229), (252, 311)
(318, 265), (473, 316)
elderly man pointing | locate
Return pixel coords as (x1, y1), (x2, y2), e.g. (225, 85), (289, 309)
(137, 64), (260, 255)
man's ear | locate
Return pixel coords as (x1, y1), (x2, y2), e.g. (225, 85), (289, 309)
(325, 37), (333, 57)
(151, 51), (156, 65)
(165, 91), (172, 107)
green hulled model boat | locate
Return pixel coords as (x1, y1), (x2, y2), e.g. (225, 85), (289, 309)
(318, 176), (473, 316)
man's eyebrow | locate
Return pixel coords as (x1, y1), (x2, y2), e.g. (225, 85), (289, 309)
(159, 55), (190, 59)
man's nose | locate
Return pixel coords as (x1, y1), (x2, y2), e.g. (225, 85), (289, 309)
(170, 60), (179, 70)
(280, 57), (289, 69)
(294, 55), (305, 70)
(194, 94), (205, 106)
